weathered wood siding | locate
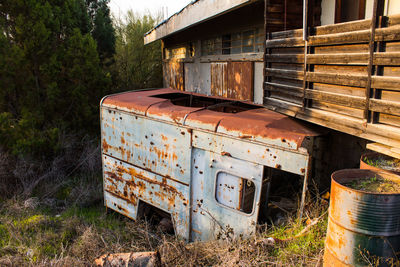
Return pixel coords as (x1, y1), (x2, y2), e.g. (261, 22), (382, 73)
(163, 61), (185, 91)
(211, 62), (254, 100)
(264, 14), (400, 148)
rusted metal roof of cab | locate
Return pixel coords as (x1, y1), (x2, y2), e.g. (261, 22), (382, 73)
(102, 88), (321, 150)
(143, 0), (256, 45)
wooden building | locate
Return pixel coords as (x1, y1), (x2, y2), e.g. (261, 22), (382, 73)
(144, 0), (400, 159)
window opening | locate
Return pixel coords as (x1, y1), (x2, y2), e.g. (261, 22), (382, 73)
(201, 27), (264, 56)
(215, 172), (255, 214)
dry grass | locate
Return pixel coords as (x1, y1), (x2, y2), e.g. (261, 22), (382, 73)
(0, 137), (329, 266)
(159, 193), (328, 267)
(0, 193), (328, 266)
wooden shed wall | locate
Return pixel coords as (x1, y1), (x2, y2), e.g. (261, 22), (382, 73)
(264, 14), (400, 149)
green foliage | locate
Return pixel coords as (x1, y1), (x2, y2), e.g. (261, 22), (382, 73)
(86, 0), (116, 63)
(113, 11), (163, 90)
(0, 0), (113, 157)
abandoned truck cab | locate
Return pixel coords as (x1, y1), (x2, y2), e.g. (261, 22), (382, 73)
(100, 88), (321, 241)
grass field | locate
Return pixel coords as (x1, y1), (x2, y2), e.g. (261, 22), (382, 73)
(0, 181), (328, 266)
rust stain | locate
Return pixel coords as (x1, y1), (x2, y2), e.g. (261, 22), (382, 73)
(104, 88), (320, 150)
(221, 151), (232, 157)
(120, 136), (125, 144)
(218, 108), (320, 148)
(102, 88), (176, 113)
(115, 165), (185, 200)
(102, 139), (111, 152)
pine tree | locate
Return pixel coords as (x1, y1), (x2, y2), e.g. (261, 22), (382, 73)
(0, 0), (112, 157)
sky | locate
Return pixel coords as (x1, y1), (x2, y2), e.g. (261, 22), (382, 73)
(109, 0), (192, 19)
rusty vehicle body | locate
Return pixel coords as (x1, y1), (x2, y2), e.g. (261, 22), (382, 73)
(100, 88), (321, 241)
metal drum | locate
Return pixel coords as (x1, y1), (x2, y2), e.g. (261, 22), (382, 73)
(360, 152), (400, 175)
(324, 169), (400, 266)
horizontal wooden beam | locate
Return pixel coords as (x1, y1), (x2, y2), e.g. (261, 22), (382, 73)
(267, 52), (400, 65)
(305, 90), (366, 109)
(388, 14), (400, 27)
(366, 142), (400, 159)
(372, 76), (400, 91)
(308, 29), (370, 46)
(308, 25), (400, 47)
(314, 19), (371, 35)
(265, 82), (366, 109)
(374, 52), (400, 65)
(270, 29), (303, 39)
(370, 98), (400, 116)
(306, 72), (368, 87)
(265, 68), (303, 79)
(263, 97), (400, 148)
(265, 37), (305, 48)
(375, 25), (400, 42)
(306, 53), (369, 65)
(265, 54), (304, 63)
(264, 82), (304, 97)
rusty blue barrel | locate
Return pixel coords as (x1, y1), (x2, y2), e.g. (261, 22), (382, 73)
(324, 169), (400, 266)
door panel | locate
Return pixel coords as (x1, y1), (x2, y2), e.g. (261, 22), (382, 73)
(190, 148), (263, 241)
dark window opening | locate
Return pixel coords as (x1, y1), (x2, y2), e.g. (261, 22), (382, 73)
(151, 93), (262, 113)
(335, 0), (366, 23)
(215, 172), (255, 214)
(137, 200), (175, 235)
(222, 34), (231, 55)
(201, 27), (263, 56)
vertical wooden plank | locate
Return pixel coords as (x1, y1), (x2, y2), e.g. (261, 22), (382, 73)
(162, 62), (169, 88)
(227, 61), (254, 101)
(364, 0), (385, 121)
(211, 62), (228, 97)
(264, 0), (270, 99)
(167, 61), (185, 91)
(303, 0), (315, 108)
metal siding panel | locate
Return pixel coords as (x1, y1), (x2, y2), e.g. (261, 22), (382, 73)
(200, 63), (211, 95)
(192, 129), (309, 175)
(104, 191), (138, 220)
(103, 154), (190, 240)
(227, 61), (254, 100)
(184, 62), (201, 92)
(254, 62), (264, 104)
(101, 109), (191, 184)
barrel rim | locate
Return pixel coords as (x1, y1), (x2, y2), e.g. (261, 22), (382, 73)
(331, 168), (400, 196)
(360, 152), (400, 175)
